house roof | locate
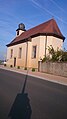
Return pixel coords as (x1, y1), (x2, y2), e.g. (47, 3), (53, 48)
(7, 19), (65, 47)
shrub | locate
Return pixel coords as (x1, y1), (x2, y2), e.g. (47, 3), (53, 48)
(42, 56), (50, 62)
(61, 51), (67, 62)
(4, 64), (6, 66)
(32, 68), (35, 72)
(17, 66), (20, 69)
(24, 67), (27, 70)
(10, 65), (13, 68)
(42, 57), (47, 62)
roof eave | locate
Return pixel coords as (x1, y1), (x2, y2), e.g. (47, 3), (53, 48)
(40, 33), (65, 41)
(6, 32), (65, 47)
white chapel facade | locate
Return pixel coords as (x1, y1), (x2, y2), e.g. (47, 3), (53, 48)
(6, 19), (65, 69)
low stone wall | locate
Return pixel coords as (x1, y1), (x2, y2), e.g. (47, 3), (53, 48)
(38, 62), (67, 77)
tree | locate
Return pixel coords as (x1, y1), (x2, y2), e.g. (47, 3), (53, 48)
(42, 45), (67, 62)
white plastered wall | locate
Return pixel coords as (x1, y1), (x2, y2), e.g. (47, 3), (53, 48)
(46, 36), (63, 54)
(7, 35), (63, 68)
(7, 43), (27, 67)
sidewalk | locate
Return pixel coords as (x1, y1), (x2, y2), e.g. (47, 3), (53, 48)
(0, 65), (67, 86)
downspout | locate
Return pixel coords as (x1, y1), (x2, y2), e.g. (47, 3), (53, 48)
(45, 34), (47, 58)
(25, 41), (28, 68)
(25, 37), (31, 68)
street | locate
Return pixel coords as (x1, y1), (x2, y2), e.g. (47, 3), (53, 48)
(0, 68), (67, 119)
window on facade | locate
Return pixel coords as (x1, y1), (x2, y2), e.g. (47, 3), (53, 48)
(17, 30), (19, 35)
(19, 48), (22, 58)
(10, 49), (13, 58)
(32, 46), (37, 58)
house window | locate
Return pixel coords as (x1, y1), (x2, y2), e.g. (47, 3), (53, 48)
(19, 48), (22, 58)
(10, 49), (13, 58)
(32, 46), (37, 58)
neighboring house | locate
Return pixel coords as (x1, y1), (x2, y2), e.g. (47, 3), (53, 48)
(6, 19), (65, 69)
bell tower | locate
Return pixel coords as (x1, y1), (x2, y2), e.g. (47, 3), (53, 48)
(16, 23), (26, 36)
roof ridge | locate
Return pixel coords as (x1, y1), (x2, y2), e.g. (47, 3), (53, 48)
(27, 18), (54, 31)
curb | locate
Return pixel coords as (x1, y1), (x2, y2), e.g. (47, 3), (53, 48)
(0, 66), (67, 86)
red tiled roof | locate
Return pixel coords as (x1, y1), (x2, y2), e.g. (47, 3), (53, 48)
(7, 19), (65, 47)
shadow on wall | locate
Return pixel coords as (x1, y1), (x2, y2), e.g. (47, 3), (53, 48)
(8, 72), (32, 119)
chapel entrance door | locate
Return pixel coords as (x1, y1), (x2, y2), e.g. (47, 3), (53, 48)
(14, 58), (16, 67)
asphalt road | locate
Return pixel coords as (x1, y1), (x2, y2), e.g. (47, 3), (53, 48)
(0, 68), (67, 119)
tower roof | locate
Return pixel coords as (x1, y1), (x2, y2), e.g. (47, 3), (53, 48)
(16, 23), (26, 31)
